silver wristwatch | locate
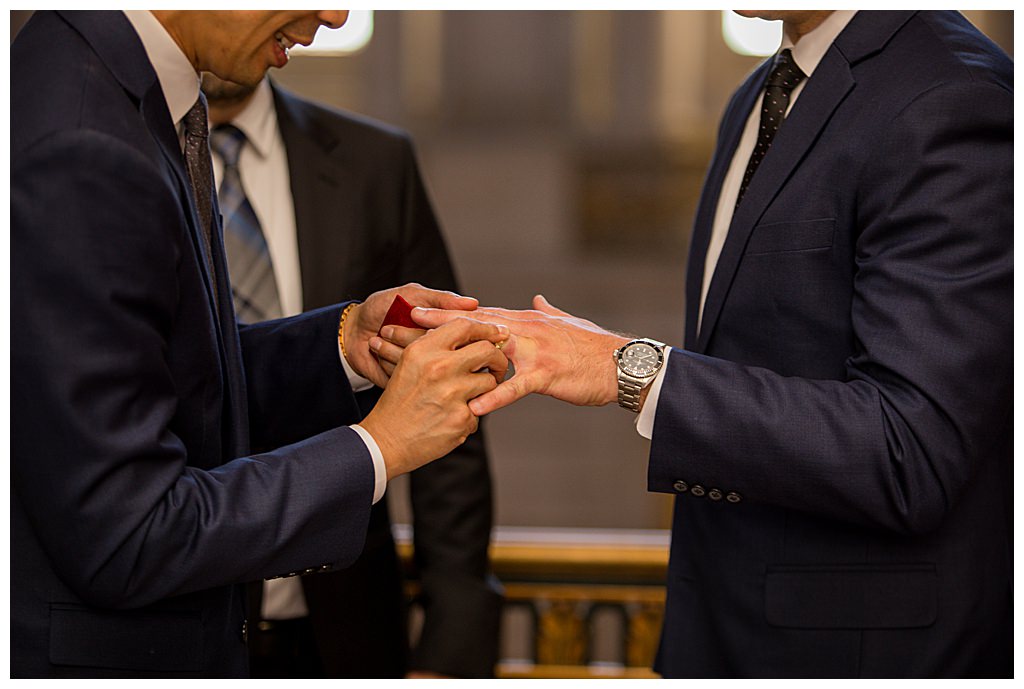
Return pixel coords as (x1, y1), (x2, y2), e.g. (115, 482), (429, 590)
(614, 339), (666, 413)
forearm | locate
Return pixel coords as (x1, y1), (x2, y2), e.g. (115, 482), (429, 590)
(239, 303), (362, 451)
(649, 348), (1008, 535)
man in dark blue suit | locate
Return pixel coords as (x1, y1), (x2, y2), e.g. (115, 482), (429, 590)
(409, 11), (1012, 677)
(11, 10), (509, 677)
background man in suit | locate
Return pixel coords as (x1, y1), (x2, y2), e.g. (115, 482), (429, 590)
(202, 73), (501, 678)
(405, 10), (1012, 677)
(11, 10), (508, 677)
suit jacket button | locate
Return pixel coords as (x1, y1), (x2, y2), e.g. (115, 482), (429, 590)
(708, 488), (723, 501)
(690, 485), (706, 497)
(242, 620), (248, 643)
(319, 564), (331, 572)
(726, 491), (742, 503)
(673, 480), (689, 493)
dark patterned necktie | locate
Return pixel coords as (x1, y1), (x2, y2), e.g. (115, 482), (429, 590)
(183, 95), (219, 308)
(210, 125), (283, 323)
(736, 49), (807, 207)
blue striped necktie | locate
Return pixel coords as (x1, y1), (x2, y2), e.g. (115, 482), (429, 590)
(210, 125), (283, 323)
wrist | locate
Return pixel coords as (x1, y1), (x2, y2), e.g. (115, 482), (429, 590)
(359, 412), (403, 482)
(604, 336), (631, 405)
(338, 302), (360, 370)
(613, 338), (666, 413)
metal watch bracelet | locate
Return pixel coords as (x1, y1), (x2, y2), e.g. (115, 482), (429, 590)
(617, 375), (647, 413)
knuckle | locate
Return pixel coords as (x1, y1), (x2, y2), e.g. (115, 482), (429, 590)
(424, 357), (447, 379)
(455, 406), (474, 428)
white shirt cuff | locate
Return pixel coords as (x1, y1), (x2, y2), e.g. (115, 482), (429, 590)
(350, 424), (387, 504)
(338, 341), (374, 392)
(635, 347), (672, 440)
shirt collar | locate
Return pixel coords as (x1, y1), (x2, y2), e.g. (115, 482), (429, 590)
(123, 10), (199, 128)
(780, 10), (857, 78)
(225, 79), (278, 160)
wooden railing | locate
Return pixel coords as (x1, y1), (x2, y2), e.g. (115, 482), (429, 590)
(396, 526), (670, 679)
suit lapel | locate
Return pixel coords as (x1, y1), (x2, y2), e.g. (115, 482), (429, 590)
(272, 85), (359, 309)
(60, 12), (226, 326)
(694, 47), (855, 353)
(684, 63), (770, 349)
(61, 11), (246, 451)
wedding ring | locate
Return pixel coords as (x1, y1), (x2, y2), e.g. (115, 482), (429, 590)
(495, 339), (508, 351)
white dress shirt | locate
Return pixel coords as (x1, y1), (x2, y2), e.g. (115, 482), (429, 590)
(122, 13), (387, 618)
(636, 11), (856, 439)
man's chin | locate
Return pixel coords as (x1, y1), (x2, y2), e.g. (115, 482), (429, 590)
(200, 73), (259, 105)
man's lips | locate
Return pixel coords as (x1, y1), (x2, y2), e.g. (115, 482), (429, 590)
(275, 31), (296, 53)
(271, 32), (296, 67)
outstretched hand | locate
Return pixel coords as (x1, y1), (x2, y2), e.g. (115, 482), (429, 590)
(403, 295), (630, 415)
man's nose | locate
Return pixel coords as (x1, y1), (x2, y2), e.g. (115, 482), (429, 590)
(318, 11), (349, 30)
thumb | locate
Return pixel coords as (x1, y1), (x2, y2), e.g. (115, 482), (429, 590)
(410, 306), (460, 329)
(435, 291), (479, 311)
(533, 294), (571, 317)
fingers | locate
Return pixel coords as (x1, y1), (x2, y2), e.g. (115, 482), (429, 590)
(411, 306), (479, 330)
(380, 325), (425, 348)
(427, 317), (510, 350)
(370, 336), (403, 368)
(469, 373), (532, 416)
(369, 324), (433, 368)
(407, 284), (478, 311)
(464, 369), (501, 402)
(411, 305), (536, 331)
(457, 339), (510, 377)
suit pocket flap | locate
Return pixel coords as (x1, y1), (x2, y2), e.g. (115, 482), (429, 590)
(49, 604), (202, 672)
(764, 564), (937, 629)
(746, 218), (835, 254)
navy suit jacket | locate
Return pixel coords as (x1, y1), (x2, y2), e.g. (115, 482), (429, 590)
(649, 11), (1011, 677)
(11, 11), (377, 677)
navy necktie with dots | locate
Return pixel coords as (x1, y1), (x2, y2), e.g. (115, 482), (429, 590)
(736, 48), (807, 208)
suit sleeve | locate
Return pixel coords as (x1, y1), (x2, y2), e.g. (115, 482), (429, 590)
(11, 130), (374, 610)
(393, 138), (503, 677)
(648, 81), (1012, 535)
(237, 304), (361, 453)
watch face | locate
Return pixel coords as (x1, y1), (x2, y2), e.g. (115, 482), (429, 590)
(619, 342), (662, 377)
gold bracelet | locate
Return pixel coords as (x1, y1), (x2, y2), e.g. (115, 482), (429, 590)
(338, 302), (358, 360)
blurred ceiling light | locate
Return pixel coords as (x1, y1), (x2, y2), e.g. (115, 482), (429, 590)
(721, 11), (782, 57)
(290, 10), (374, 56)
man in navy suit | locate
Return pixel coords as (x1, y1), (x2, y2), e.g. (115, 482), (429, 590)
(408, 11), (1012, 676)
(11, 10), (508, 677)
